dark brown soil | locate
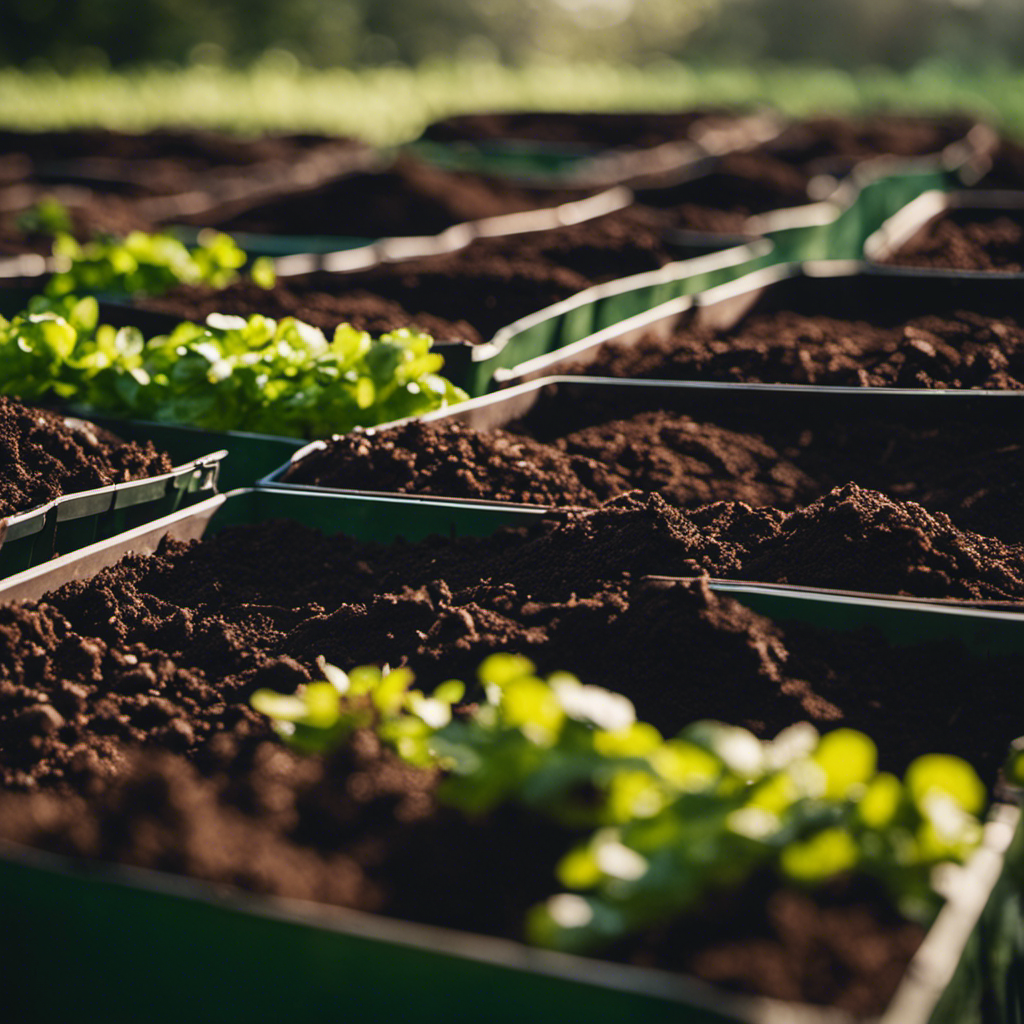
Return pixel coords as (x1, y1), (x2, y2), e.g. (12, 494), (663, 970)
(635, 150), (815, 233)
(138, 207), (678, 343)
(762, 113), (977, 169)
(420, 109), (733, 148)
(283, 402), (1024, 542)
(0, 743), (925, 1015)
(0, 397), (174, 516)
(0, 183), (158, 256)
(0, 128), (367, 199)
(620, 871), (925, 1012)
(7, 518), (1018, 1012)
(579, 308), (1024, 389)
(190, 153), (600, 238)
(975, 139), (1024, 189)
(879, 208), (1024, 273)
(0, 500), (1021, 796)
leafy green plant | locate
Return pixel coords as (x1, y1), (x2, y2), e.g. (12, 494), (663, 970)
(0, 298), (466, 437)
(252, 654), (989, 954)
(46, 228), (257, 298)
(14, 196), (272, 298)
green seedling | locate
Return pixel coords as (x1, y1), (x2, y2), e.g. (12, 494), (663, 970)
(0, 298), (466, 437)
(252, 654), (989, 955)
(46, 227), (249, 298)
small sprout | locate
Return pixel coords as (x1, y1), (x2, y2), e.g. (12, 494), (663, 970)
(249, 657), (987, 959)
(316, 656), (350, 694)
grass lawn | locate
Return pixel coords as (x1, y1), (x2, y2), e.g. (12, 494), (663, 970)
(2, 60), (1024, 145)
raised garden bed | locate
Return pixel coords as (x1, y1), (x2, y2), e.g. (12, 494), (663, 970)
(865, 190), (1024, 274)
(411, 107), (775, 185)
(133, 206), (685, 341)
(756, 113), (990, 181)
(109, 206), (764, 395)
(633, 150), (818, 238)
(85, 415), (303, 493)
(0, 396), (223, 575)
(0, 127), (370, 199)
(174, 153), (614, 256)
(273, 378), (1024, 547)
(0, 487), (1020, 1022)
(522, 263), (1024, 389)
(0, 129), (374, 258)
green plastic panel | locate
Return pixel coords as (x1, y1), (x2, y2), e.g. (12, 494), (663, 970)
(406, 138), (604, 182)
(0, 844), (740, 1024)
(87, 416), (305, 492)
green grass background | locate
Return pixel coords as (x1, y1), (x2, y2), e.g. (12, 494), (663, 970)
(3, 61), (1024, 145)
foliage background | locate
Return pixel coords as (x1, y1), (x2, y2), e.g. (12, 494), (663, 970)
(2, 1), (1024, 144)
(4, 0), (1024, 71)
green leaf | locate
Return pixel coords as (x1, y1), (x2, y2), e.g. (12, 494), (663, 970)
(251, 256), (277, 290)
(905, 754), (985, 815)
(780, 827), (859, 882)
(813, 728), (877, 800)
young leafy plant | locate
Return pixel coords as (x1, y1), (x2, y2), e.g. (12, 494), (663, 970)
(0, 299), (466, 438)
(251, 654), (989, 955)
(15, 197), (272, 298)
(45, 228), (262, 298)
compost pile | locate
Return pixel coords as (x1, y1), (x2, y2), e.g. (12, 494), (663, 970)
(579, 307), (1024, 388)
(0, 397), (173, 516)
(879, 208), (1024, 272)
(3, 512), (1022, 1011)
(283, 407), (1024, 541)
(135, 206), (677, 344)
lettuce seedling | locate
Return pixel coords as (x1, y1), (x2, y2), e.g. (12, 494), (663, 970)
(251, 654), (989, 955)
(13, 196), (263, 298)
(0, 299), (466, 438)
(46, 228), (250, 298)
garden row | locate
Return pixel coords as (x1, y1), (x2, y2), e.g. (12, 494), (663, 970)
(0, 110), (1023, 1023)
